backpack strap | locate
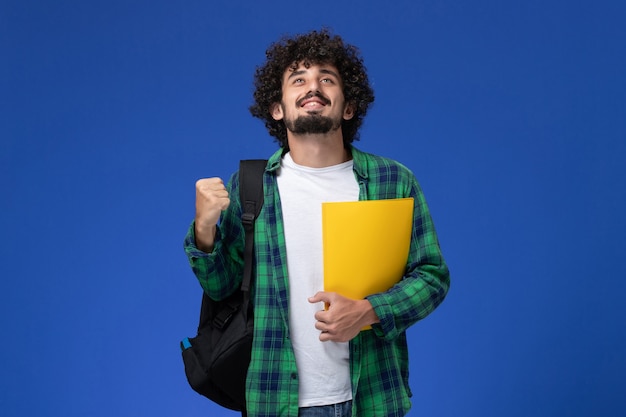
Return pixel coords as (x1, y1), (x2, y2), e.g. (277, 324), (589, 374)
(238, 159), (267, 294)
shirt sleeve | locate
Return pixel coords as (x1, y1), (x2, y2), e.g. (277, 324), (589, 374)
(367, 177), (450, 341)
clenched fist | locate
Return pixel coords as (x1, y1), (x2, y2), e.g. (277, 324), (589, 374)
(194, 178), (230, 252)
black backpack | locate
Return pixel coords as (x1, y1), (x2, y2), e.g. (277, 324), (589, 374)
(181, 159), (267, 414)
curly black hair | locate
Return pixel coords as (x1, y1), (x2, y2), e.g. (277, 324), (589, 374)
(249, 29), (375, 149)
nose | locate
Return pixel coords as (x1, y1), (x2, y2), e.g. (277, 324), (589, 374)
(307, 74), (321, 93)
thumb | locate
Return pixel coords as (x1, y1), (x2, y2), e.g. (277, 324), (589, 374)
(308, 291), (330, 304)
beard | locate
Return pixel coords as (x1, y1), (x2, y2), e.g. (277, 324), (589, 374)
(284, 112), (342, 135)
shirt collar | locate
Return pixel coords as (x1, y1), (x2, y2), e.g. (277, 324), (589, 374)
(266, 145), (368, 179)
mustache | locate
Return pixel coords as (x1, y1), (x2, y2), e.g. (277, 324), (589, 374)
(296, 92), (331, 107)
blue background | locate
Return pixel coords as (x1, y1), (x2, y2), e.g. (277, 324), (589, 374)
(2, 1), (625, 416)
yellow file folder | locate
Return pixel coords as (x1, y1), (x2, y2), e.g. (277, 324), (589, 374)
(322, 197), (414, 307)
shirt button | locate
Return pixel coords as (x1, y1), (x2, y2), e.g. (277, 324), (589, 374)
(291, 373), (297, 380)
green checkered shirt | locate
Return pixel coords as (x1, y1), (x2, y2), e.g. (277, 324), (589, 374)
(184, 146), (450, 417)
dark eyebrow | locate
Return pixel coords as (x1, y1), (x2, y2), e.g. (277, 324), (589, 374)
(319, 68), (340, 79)
(286, 67), (341, 81)
(287, 69), (306, 81)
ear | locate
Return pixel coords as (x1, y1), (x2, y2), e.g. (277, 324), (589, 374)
(270, 102), (284, 121)
(343, 102), (356, 120)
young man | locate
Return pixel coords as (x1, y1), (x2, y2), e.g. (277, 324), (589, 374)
(184, 29), (450, 417)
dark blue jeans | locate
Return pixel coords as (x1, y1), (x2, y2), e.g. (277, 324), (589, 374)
(298, 400), (352, 417)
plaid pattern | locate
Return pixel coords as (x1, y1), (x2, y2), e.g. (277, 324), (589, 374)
(184, 146), (450, 417)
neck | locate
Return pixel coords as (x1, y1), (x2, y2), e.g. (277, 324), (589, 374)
(286, 131), (350, 168)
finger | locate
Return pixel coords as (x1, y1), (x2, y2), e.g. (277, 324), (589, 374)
(315, 321), (333, 342)
(204, 183), (227, 193)
(196, 178), (228, 193)
(313, 309), (328, 322)
(196, 189), (230, 208)
(197, 186), (228, 197)
(308, 293), (321, 303)
(196, 177), (222, 186)
(308, 291), (331, 304)
(196, 179), (230, 203)
(214, 197), (231, 211)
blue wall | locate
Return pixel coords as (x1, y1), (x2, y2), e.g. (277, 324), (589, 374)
(2, 1), (625, 416)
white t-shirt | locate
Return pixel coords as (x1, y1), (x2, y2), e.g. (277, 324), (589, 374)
(276, 152), (359, 407)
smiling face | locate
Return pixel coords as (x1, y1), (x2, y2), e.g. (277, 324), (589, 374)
(271, 62), (355, 137)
